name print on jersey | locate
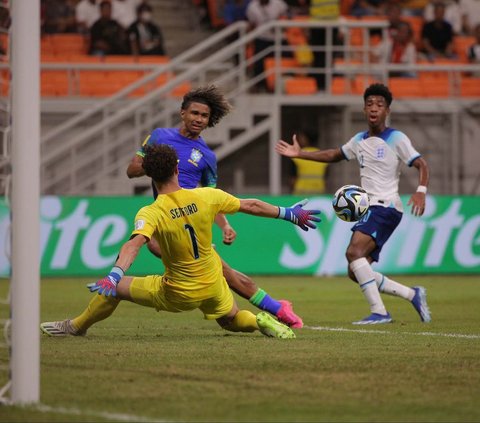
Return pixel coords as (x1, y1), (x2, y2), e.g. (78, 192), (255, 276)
(170, 203), (199, 219)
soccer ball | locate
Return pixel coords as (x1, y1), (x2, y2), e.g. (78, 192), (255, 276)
(332, 185), (370, 222)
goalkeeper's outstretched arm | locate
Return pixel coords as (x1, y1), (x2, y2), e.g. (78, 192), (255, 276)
(238, 199), (321, 231)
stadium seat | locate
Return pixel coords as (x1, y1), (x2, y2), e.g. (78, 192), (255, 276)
(0, 69), (9, 97)
(454, 36), (475, 63)
(78, 71), (111, 96)
(284, 77), (318, 95)
(421, 77), (453, 97)
(460, 77), (480, 97)
(50, 34), (87, 56)
(40, 35), (55, 56)
(331, 76), (355, 94)
(389, 77), (424, 97)
(103, 55), (136, 63)
(135, 55), (170, 65)
(264, 57), (300, 91)
(41, 71), (70, 96)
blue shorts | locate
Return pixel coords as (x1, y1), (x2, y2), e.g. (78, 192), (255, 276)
(351, 205), (403, 262)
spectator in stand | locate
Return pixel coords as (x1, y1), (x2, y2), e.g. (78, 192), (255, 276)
(420, 2), (456, 59)
(42, 0), (78, 34)
(112, 0), (141, 29)
(372, 21), (418, 76)
(246, 0), (290, 92)
(285, 0), (309, 16)
(350, 0), (389, 17)
(223, 0), (250, 25)
(89, 0), (129, 55)
(385, 3), (406, 37)
(308, 0), (343, 91)
(400, 0), (429, 17)
(0, 3), (11, 31)
(288, 130), (329, 195)
(223, 0), (250, 65)
(460, 0), (480, 35)
(127, 3), (165, 55)
(424, 0), (462, 33)
(76, 0), (100, 34)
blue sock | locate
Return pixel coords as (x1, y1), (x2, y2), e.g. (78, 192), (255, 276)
(249, 288), (282, 315)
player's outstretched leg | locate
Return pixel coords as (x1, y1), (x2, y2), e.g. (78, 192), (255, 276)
(40, 319), (85, 337)
(40, 294), (120, 337)
(256, 312), (296, 339)
(221, 259), (303, 328)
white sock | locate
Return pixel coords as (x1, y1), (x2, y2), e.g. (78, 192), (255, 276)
(374, 272), (415, 301)
(350, 258), (387, 315)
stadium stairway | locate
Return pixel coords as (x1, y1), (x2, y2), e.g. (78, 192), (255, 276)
(151, 0), (215, 57)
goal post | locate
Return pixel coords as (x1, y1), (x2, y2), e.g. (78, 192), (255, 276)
(10, 0), (40, 404)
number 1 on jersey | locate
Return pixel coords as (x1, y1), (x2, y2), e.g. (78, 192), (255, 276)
(184, 224), (200, 259)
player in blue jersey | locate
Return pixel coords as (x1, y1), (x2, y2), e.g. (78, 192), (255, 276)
(276, 83), (432, 325)
(126, 85), (304, 328)
(40, 144), (321, 338)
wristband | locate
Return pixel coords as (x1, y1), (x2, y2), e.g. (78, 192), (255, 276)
(109, 265), (125, 283)
(277, 207), (286, 219)
(416, 185), (427, 194)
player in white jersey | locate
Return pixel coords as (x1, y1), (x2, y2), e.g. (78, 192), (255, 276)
(275, 83), (432, 324)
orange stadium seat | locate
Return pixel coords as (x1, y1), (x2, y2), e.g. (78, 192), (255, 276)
(40, 36), (55, 56)
(460, 77), (480, 97)
(135, 55), (170, 65)
(331, 76), (355, 94)
(454, 36), (475, 63)
(389, 77), (424, 97)
(78, 71), (111, 96)
(41, 71), (70, 96)
(284, 77), (318, 95)
(264, 57), (300, 91)
(103, 55), (136, 63)
(50, 34), (87, 56)
(0, 69), (10, 97)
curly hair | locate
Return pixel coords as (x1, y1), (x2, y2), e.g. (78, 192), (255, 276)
(363, 83), (393, 107)
(142, 144), (178, 184)
(181, 85), (232, 128)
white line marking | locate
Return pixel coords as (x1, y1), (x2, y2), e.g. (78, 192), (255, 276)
(304, 325), (480, 339)
(34, 404), (170, 423)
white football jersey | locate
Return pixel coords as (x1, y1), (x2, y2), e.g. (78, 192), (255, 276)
(341, 128), (421, 213)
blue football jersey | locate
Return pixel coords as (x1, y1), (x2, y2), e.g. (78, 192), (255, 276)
(137, 128), (218, 191)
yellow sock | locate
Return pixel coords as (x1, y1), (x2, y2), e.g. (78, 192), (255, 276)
(224, 310), (259, 333)
(71, 294), (120, 332)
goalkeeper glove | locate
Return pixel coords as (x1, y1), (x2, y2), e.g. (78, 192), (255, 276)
(277, 199), (321, 231)
(87, 266), (125, 297)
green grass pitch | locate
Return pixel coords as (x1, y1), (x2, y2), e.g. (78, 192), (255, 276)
(1, 275), (479, 422)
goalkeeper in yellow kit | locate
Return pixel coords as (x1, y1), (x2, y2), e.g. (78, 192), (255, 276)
(41, 144), (321, 338)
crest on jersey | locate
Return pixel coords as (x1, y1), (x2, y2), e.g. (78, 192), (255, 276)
(135, 219), (145, 230)
(376, 147), (385, 159)
(188, 148), (203, 167)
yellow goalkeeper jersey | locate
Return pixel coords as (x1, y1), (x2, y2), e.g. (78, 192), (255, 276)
(132, 187), (240, 301)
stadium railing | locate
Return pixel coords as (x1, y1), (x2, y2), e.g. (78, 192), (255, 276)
(1, 19), (478, 195)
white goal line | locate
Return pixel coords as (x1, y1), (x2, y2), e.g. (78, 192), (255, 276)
(304, 325), (480, 340)
(33, 404), (170, 423)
